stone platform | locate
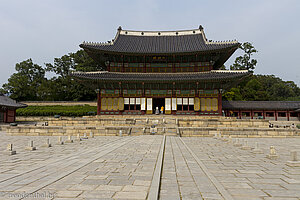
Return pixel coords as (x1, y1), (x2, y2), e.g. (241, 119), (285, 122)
(0, 132), (300, 199)
(2, 116), (300, 137)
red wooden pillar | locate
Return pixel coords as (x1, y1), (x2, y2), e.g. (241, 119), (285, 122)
(119, 82), (122, 115)
(263, 110), (266, 119)
(239, 110), (242, 119)
(251, 110), (254, 119)
(275, 110), (277, 121)
(287, 110), (290, 121)
(97, 90), (101, 115)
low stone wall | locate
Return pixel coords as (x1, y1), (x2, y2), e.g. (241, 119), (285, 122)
(3, 126), (132, 136)
(3, 125), (300, 137)
(270, 120), (300, 127)
(178, 118), (269, 128)
(16, 116), (270, 129)
(179, 127), (300, 137)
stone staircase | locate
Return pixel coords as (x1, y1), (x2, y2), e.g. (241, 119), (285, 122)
(128, 117), (178, 136)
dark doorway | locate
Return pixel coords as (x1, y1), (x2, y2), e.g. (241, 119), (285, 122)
(153, 98), (165, 113)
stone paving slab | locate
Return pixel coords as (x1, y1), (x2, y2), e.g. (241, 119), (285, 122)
(182, 137), (300, 200)
(1, 131), (300, 200)
(0, 131), (163, 199)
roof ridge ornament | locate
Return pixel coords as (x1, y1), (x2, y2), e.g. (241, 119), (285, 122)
(199, 25), (204, 31)
(118, 26), (122, 31)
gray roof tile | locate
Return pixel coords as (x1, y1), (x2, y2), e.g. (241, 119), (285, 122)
(80, 28), (239, 54)
(71, 70), (250, 82)
(0, 95), (27, 108)
(222, 101), (300, 111)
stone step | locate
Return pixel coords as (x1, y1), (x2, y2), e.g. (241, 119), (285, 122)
(165, 133), (177, 136)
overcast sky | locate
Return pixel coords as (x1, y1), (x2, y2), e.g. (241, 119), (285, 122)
(0, 0), (299, 86)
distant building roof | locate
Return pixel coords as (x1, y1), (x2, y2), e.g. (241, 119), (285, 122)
(222, 101), (300, 111)
(80, 26), (239, 54)
(0, 95), (27, 108)
(71, 70), (250, 82)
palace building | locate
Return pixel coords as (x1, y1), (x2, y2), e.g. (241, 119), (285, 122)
(72, 26), (251, 115)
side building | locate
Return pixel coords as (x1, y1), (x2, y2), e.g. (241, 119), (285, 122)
(72, 26), (251, 115)
(223, 101), (300, 121)
(0, 95), (27, 123)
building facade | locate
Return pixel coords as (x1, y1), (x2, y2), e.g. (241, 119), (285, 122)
(72, 26), (250, 115)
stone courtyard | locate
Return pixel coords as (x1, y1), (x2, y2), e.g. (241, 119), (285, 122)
(0, 131), (300, 200)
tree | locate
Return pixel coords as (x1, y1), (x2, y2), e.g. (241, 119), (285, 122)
(1, 59), (46, 101)
(223, 88), (243, 101)
(71, 50), (102, 72)
(230, 42), (257, 72)
(240, 78), (268, 100)
(223, 74), (300, 101)
(45, 50), (98, 101)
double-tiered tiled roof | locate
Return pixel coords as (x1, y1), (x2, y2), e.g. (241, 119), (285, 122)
(80, 26), (239, 54)
(74, 26), (249, 84)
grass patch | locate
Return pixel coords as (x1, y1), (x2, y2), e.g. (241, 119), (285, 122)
(17, 105), (97, 117)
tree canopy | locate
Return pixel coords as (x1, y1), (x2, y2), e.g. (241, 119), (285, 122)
(1, 50), (99, 101)
(230, 42), (257, 72)
(223, 75), (300, 101)
(1, 59), (46, 101)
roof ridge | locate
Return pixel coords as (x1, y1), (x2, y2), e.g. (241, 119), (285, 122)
(81, 25), (239, 48)
(119, 28), (201, 36)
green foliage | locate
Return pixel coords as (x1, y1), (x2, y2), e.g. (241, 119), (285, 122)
(297, 124), (300, 129)
(1, 50), (100, 101)
(1, 59), (46, 101)
(230, 42), (257, 72)
(44, 50), (100, 101)
(223, 75), (300, 101)
(223, 88), (243, 101)
(70, 50), (103, 72)
(16, 105), (97, 116)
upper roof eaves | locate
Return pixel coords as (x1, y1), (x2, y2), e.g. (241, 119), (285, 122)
(80, 25), (240, 54)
